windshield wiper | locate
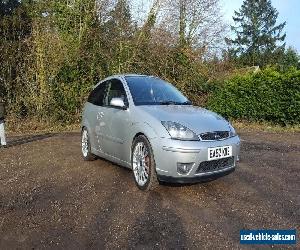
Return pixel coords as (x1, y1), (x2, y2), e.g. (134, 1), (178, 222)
(159, 100), (192, 105)
(159, 101), (177, 105)
(180, 101), (192, 105)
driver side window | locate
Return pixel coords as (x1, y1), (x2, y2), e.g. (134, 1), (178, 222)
(104, 79), (128, 107)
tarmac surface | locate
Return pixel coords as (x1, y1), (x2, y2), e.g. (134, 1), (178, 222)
(0, 131), (299, 249)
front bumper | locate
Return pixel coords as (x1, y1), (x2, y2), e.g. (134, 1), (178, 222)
(150, 136), (240, 183)
(158, 167), (235, 183)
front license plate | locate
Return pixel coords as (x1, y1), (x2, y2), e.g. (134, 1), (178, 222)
(208, 146), (232, 161)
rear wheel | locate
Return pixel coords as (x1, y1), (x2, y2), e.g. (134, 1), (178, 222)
(81, 127), (96, 161)
(132, 135), (158, 191)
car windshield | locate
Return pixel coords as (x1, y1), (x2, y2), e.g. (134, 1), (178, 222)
(125, 76), (191, 106)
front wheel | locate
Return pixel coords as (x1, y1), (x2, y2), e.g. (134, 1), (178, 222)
(81, 127), (96, 161)
(132, 135), (158, 191)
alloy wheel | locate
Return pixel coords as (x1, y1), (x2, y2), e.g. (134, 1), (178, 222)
(132, 142), (150, 186)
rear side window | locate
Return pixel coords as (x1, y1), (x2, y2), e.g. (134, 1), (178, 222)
(87, 81), (108, 106)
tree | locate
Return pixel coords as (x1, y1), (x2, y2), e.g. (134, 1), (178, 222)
(0, 0), (32, 116)
(101, 0), (136, 73)
(161, 0), (225, 55)
(0, 0), (20, 17)
(228, 0), (286, 67)
(280, 47), (300, 70)
(0, 0), (238, 122)
(156, 0), (225, 93)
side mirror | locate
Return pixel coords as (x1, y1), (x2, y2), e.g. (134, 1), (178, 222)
(110, 97), (127, 109)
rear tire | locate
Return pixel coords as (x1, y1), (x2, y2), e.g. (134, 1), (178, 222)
(81, 127), (96, 161)
(132, 135), (159, 191)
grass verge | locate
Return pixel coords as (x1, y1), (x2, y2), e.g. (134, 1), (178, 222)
(5, 117), (300, 136)
(232, 120), (300, 133)
(6, 117), (80, 136)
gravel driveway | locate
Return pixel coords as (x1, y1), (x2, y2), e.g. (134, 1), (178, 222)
(0, 131), (299, 249)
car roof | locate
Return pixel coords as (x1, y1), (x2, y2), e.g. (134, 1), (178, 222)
(93, 74), (158, 89)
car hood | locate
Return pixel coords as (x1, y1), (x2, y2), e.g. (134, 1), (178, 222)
(138, 105), (231, 134)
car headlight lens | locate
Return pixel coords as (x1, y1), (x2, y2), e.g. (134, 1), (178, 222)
(161, 121), (199, 141)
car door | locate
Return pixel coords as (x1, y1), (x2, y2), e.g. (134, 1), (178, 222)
(100, 78), (131, 162)
(86, 80), (109, 152)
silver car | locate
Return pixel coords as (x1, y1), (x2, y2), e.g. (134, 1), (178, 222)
(81, 74), (240, 190)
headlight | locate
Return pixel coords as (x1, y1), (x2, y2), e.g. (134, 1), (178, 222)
(161, 121), (199, 141)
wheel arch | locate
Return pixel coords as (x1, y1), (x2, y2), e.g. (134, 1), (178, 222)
(130, 120), (159, 151)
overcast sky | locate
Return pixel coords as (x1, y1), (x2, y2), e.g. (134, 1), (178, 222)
(221, 0), (300, 52)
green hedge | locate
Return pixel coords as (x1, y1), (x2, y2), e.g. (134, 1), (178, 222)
(207, 68), (300, 125)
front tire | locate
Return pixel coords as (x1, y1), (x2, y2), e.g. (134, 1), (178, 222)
(81, 127), (96, 161)
(132, 135), (159, 191)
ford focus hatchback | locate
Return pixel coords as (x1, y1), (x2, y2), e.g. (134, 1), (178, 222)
(81, 74), (240, 190)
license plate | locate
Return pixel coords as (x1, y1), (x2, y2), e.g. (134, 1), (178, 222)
(208, 146), (232, 161)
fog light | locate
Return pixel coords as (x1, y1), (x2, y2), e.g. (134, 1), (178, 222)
(177, 162), (194, 174)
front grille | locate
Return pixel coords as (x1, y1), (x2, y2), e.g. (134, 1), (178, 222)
(196, 156), (234, 173)
(199, 131), (230, 141)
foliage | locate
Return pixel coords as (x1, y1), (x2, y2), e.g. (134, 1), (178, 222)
(0, 0), (226, 123)
(207, 68), (300, 125)
(279, 47), (300, 70)
(227, 0), (286, 67)
(0, 0), (298, 127)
